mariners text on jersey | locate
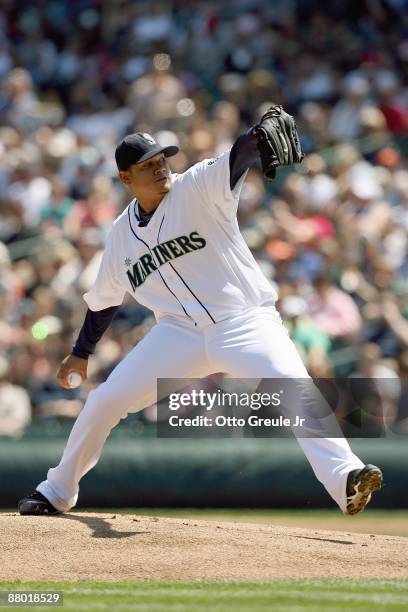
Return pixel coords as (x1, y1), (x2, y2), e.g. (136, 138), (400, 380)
(126, 231), (206, 291)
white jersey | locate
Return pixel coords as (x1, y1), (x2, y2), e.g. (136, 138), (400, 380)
(84, 149), (278, 327)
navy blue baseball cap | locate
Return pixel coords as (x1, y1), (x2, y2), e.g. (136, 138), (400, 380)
(115, 132), (179, 171)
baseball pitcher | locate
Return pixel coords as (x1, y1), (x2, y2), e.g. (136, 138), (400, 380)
(18, 106), (382, 516)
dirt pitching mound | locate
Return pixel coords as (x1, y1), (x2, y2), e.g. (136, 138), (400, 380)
(1, 513), (407, 581)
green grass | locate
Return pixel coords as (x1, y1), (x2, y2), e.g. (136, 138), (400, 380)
(1, 581), (408, 611)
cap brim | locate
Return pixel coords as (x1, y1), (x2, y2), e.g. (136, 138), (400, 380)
(137, 145), (179, 164)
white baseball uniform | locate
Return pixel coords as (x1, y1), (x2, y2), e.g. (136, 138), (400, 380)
(37, 148), (364, 512)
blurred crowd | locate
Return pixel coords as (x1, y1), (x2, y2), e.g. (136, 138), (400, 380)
(0, 0), (407, 436)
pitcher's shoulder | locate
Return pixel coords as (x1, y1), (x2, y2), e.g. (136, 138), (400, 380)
(166, 168), (198, 194)
(112, 201), (135, 228)
(171, 154), (228, 188)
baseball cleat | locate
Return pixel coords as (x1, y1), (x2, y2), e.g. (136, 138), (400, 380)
(345, 464), (383, 515)
(18, 491), (60, 516)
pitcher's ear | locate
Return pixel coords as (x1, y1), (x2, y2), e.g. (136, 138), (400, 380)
(118, 171), (131, 185)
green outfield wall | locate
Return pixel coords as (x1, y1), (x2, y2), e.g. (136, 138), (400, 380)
(1, 433), (406, 509)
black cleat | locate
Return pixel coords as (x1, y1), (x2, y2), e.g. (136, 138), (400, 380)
(346, 464), (383, 515)
(18, 491), (60, 516)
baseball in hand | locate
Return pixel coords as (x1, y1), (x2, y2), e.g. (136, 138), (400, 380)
(67, 372), (83, 388)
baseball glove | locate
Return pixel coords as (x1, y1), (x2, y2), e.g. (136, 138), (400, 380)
(254, 105), (304, 180)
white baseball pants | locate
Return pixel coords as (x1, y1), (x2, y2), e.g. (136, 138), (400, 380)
(37, 306), (364, 512)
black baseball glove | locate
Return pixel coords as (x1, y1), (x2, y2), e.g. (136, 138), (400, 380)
(254, 105), (304, 180)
